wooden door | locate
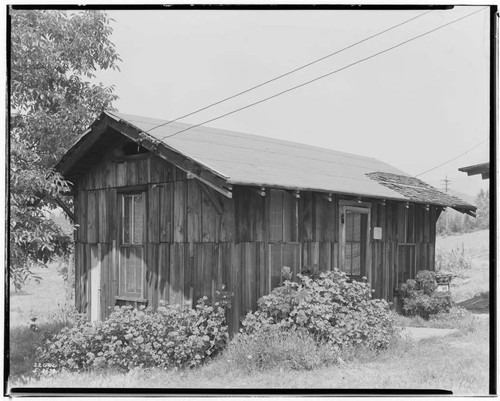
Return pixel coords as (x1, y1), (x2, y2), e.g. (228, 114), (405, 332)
(339, 205), (371, 280)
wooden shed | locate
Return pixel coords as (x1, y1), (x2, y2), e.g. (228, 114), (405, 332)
(55, 111), (476, 331)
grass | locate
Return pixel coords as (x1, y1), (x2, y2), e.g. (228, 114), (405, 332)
(9, 321), (70, 382)
(10, 315), (488, 394)
(9, 262), (71, 327)
(435, 229), (489, 303)
(7, 229), (490, 393)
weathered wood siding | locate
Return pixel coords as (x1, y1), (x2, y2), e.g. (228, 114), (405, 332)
(74, 147), (439, 331)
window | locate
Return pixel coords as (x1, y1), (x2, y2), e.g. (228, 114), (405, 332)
(119, 193), (145, 299)
(340, 207), (369, 277)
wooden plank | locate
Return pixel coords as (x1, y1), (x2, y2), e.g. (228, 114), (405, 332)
(99, 243), (108, 319)
(332, 242), (339, 270)
(218, 243), (232, 330)
(149, 154), (164, 183)
(220, 196), (235, 242)
(169, 243), (184, 305)
(302, 242), (319, 271)
(235, 188), (250, 242)
(75, 243), (82, 312)
(256, 242), (266, 298)
(115, 162), (126, 187)
(93, 164), (104, 190)
(319, 242), (332, 271)
(298, 192), (313, 242)
(108, 189), (117, 243)
(325, 197), (336, 242)
(283, 191), (297, 242)
(158, 243), (170, 303)
(380, 203), (387, 242)
(314, 194), (326, 242)
(428, 243), (435, 272)
(87, 191), (98, 244)
(192, 243), (202, 303)
(138, 157), (150, 185)
(387, 203), (397, 243)
(412, 244), (419, 278)
(231, 243), (241, 331)
(282, 242), (300, 278)
(78, 189), (87, 242)
(234, 188), (244, 242)
(105, 158), (116, 188)
(423, 208), (431, 243)
(383, 242), (390, 300)
(72, 192), (80, 242)
(173, 181), (187, 242)
(397, 203), (406, 243)
(406, 205), (423, 242)
(160, 183), (173, 243)
(430, 206), (437, 243)
(252, 193), (265, 242)
(126, 160), (138, 186)
(186, 242), (194, 307)
(146, 244), (159, 310)
(83, 244), (91, 316)
(202, 243), (214, 300)
(97, 190), (108, 243)
(311, 242), (320, 272)
(111, 240), (118, 311)
(200, 183), (223, 215)
(148, 185), (160, 243)
(201, 188), (217, 242)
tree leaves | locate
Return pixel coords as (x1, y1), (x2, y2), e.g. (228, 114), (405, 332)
(10, 9), (121, 289)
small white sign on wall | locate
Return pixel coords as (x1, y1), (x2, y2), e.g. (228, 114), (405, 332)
(373, 227), (382, 240)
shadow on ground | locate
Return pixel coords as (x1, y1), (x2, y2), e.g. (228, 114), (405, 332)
(457, 292), (489, 314)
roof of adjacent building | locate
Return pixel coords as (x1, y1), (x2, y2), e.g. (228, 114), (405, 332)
(459, 162), (490, 180)
(56, 111), (476, 213)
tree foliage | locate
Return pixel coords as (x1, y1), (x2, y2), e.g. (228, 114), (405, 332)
(10, 9), (121, 289)
(436, 188), (490, 236)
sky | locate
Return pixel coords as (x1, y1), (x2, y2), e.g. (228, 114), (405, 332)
(94, 5), (491, 199)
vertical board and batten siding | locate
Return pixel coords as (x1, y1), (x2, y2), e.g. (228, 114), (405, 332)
(74, 145), (440, 330)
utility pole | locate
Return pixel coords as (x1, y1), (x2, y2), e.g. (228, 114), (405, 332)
(441, 175), (451, 233)
(441, 175), (451, 193)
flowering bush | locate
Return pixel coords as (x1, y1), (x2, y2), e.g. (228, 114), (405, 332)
(399, 270), (452, 319)
(36, 291), (231, 373)
(240, 268), (398, 350)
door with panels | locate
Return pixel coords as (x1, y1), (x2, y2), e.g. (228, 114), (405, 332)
(339, 201), (371, 282)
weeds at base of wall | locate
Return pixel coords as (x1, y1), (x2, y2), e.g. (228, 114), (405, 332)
(223, 326), (342, 373)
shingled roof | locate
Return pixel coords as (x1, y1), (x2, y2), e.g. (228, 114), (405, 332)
(366, 172), (475, 215)
(56, 111), (476, 215)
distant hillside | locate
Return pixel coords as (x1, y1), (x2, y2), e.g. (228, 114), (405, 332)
(447, 189), (476, 206)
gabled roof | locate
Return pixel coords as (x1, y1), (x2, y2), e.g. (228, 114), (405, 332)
(55, 111), (476, 214)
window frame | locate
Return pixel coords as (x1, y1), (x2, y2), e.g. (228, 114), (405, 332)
(117, 190), (147, 300)
(339, 203), (371, 281)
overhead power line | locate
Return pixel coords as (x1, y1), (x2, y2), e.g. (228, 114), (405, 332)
(415, 138), (489, 177)
(145, 9), (433, 133)
(157, 7), (486, 141)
